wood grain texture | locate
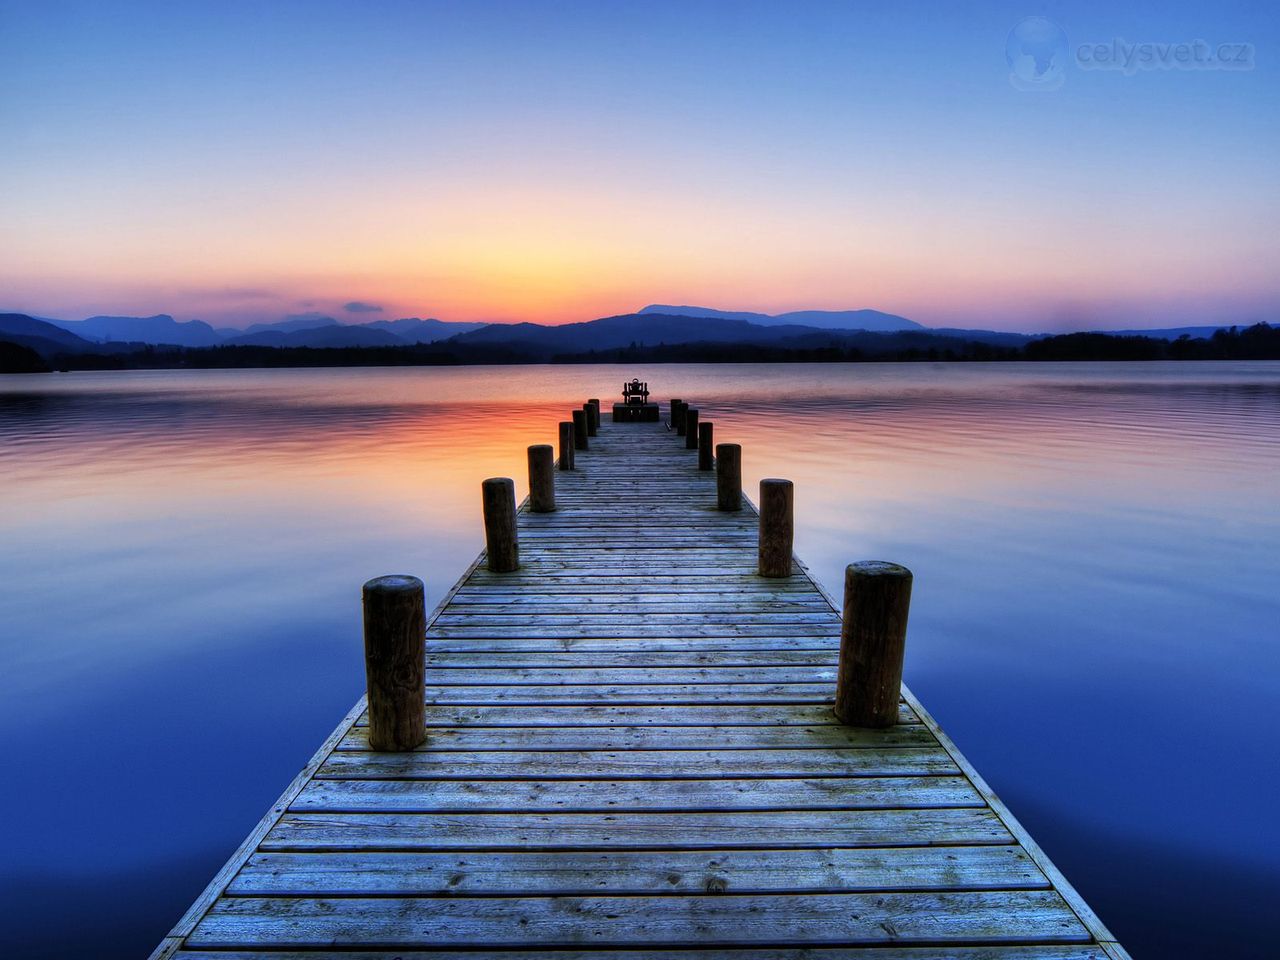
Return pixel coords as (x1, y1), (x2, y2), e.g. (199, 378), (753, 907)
(527, 445), (555, 513)
(361, 576), (426, 751)
(482, 478), (519, 573)
(835, 562), (912, 728)
(757, 478), (795, 578)
(716, 442), (743, 511)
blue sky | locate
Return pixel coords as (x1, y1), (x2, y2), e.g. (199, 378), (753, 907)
(2, 0), (1276, 329)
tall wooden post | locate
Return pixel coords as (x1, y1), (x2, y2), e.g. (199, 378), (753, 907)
(683, 408), (700, 450)
(528, 444), (555, 513)
(482, 477), (519, 572)
(582, 402), (598, 437)
(758, 479), (794, 577)
(587, 399), (601, 432)
(716, 443), (742, 511)
(675, 401), (688, 436)
(698, 421), (714, 470)
(558, 421), (575, 471)
(572, 409), (589, 450)
(362, 575), (426, 751)
(834, 562), (913, 728)
(670, 399), (683, 430)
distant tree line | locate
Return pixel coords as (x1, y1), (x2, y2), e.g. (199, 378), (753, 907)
(1023, 324), (1280, 361)
(3, 323), (1276, 374)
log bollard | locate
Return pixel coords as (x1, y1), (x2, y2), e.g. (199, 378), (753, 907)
(558, 421), (575, 471)
(716, 443), (742, 511)
(670, 399), (683, 430)
(587, 399), (601, 432)
(834, 562), (913, 728)
(684, 408), (699, 450)
(572, 409), (589, 450)
(583, 402), (597, 437)
(698, 421), (714, 471)
(482, 477), (519, 572)
(675, 401), (688, 436)
(528, 444), (555, 513)
(362, 575), (427, 751)
(757, 479), (794, 577)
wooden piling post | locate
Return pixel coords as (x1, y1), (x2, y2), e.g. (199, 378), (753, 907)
(583, 402), (598, 437)
(587, 399), (601, 432)
(698, 421), (714, 471)
(834, 561), (913, 728)
(675, 401), (688, 436)
(716, 443), (742, 511)
(757, 479), (794, 577)
(670, 399), (683, 430)
(528, 444), (556, 513)
(362, 575), (426, 751)
(572, 409), (589, 450)
(558, 421), (575, 471)
(684, 408), (699, 450)
(482, 477), (519, 572)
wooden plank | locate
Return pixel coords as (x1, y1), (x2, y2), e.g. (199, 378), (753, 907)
(177, 949), (1112, 960)
(291, 775), (981, 813)
(430, 613), (841, 626)
(336, 724), (934, 752)
(426, 636), (842, 653)
(352, 703), (919, 727)
(229, 845), (1047, 896)
(423, 650), (839, 667)
(316, 747), (958, 780)
(261, 808), (1011, 852)
(187, 890), (1090, 948)
(431, 627), (838, 639)
(411, 666), (840, 683)
(420, 683), (837, 704)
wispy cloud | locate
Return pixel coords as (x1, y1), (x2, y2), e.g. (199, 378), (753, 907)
(344, 301), (383, 314)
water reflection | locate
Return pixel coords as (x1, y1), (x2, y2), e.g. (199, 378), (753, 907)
(1, 363), (1278, 958)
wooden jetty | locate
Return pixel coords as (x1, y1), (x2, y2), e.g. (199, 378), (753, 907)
(152, 397), (1128, 959)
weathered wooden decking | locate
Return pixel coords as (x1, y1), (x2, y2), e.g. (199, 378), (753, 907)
(153, 415), (1128, 959)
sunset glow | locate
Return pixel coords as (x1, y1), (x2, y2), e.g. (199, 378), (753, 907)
(3, 1), (1277, 330)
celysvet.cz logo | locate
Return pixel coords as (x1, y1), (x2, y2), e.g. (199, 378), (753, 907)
(1006, 17), (1256, 90)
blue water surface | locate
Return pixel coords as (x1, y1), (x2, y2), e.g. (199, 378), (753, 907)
(1, 363), (1277, 958)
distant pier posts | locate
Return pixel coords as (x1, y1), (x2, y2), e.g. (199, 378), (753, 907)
(572, 409), (589, 450)
(757, 479), (794, 577)
(698, 422), (714, 471)
(674, 400), (687, 436)
(528, 444), (556, 513)
(583, 402), (598, 437)
(716, 443), (742, 511)
(587, 399), (601, 433)
(482, 477), (519, 572)
(684, 408), (699, 450)
(362, 575), (427, 751)
(558, 421), (575, 471)
(834, 562), (913, 728)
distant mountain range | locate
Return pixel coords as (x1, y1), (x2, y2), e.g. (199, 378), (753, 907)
(0, 305), (1262, 371)
(0, 313), (103, 356)
(10, 312), (486, 349)
(638, 304), (923, 332)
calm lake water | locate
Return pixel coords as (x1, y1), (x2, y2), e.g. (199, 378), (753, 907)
(2, 362), (1278, 958)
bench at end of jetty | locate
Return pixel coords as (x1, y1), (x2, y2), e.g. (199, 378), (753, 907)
(612, 377), (659, 422)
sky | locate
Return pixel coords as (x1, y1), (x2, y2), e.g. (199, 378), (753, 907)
(1, 0), (1277, 332)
